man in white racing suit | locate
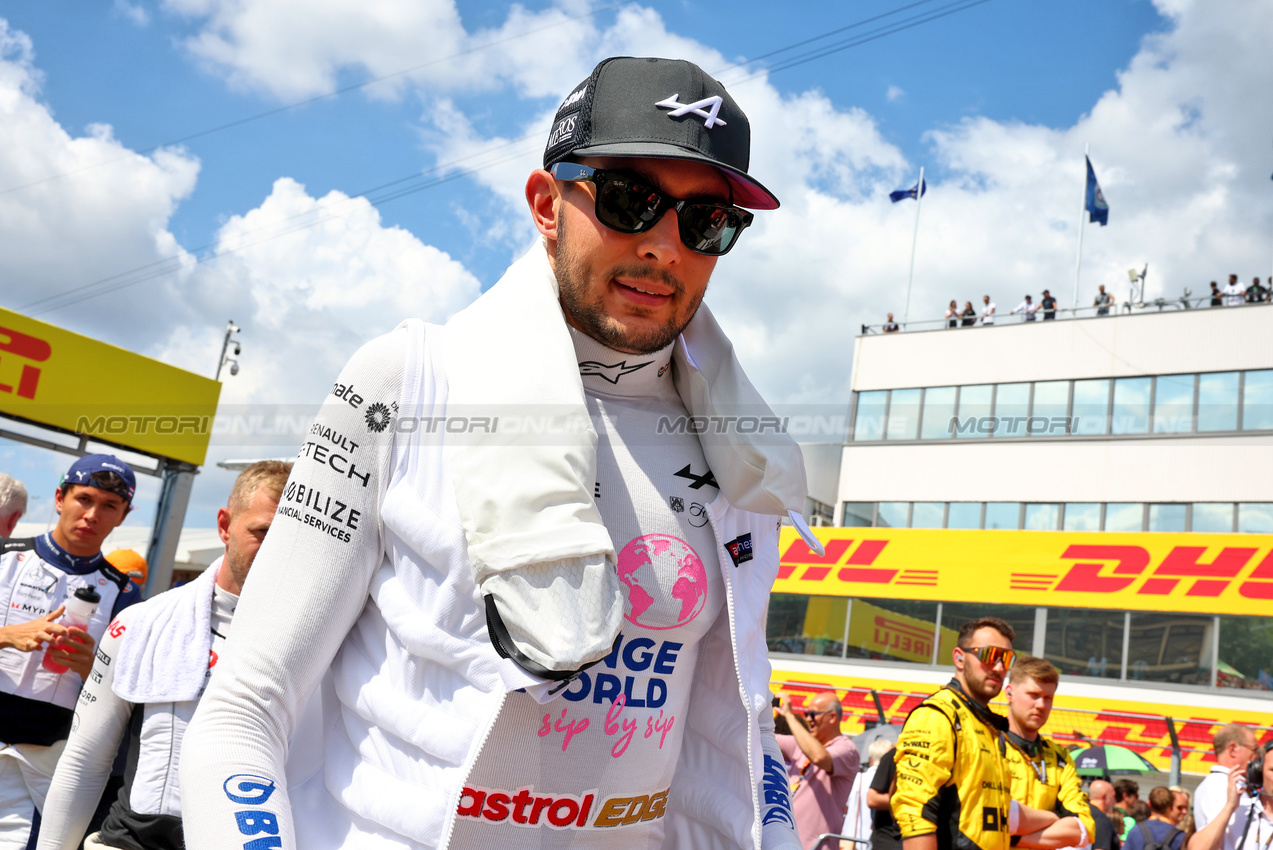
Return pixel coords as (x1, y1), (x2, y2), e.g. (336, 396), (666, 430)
(180, 56), (820, 850)
(0, 454), (142, 847)
(37, 461), (291, 850)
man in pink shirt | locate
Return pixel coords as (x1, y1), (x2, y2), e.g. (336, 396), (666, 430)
(777, 692), (862, 849)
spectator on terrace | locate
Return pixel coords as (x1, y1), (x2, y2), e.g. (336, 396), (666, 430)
(1040, 289), (1059, 320)
(1012, 294), (1038, 321)
(981, 294), (997, 325)
(883, 313), (900, 332)
(1221, 274), (1245, 306)
(1246, 276), (1268, 303)
(961, 301), (977, 326)
(1094, 284), (1115, 315)
(945, 299), (959, 328)
(1209, 282), (1222, 307)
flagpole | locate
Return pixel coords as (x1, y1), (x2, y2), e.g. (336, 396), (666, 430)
(1072, 143), (1089, 312)
(902, 165), (924, 327)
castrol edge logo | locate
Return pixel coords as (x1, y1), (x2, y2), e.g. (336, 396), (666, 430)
(457, 784), (669, 829)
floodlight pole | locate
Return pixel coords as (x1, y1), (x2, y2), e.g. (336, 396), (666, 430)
(216, 320), (241, 381)
(902, 166), (924, 328)
(1072, 143), (1090, 311)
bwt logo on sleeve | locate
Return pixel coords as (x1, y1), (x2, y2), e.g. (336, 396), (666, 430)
(760, 754), (795, 828)
(223, 774), (282, 849)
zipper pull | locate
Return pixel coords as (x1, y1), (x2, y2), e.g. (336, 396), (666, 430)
(788, 510), (825, 557)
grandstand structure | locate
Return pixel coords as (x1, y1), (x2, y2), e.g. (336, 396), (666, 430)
(769, 302), (1273, 774)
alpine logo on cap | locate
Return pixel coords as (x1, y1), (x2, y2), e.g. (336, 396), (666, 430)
(655, 94), (726, 129)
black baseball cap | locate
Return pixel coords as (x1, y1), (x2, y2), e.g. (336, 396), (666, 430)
(543, 56), (779, 210)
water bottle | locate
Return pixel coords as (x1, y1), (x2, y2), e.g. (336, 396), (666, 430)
(42, 586), (102, 674)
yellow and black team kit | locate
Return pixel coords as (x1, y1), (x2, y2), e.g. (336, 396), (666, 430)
(1004, 730), (1096, 843)
(891, 679), (1014, 850)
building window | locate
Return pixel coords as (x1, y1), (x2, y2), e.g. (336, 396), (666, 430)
(994, 383), (1030, 438)
(877, 502), (910, 528)
(1153, 374), (1195, 434)
(765, 594), (847, 657)
(852, 390), (888, 441)
(887, 388), (922, 440)
(842, 502), (876, 527)
(1045, 607), (1124, 679)
(1239, 503), (1273, 534)
(1112, 377), (1152, 435)
(1148, 504), (1187, 532)
(946, 502), (982, 529)
(911, 502), (945, 529)
(1126, 613), (1213, 686)
(1024, 503), (1060, 530)
(1072, 379), (1111, 436)
(956, 385), (993, 439)
(1104, 503), (1145, 532)
(1217, 615), (1273, 691)
(984, 502), (1020, 530)
(1192, 503), (1235, 533)
(1198, 372), (1239, 432)
(1031, 381), (1070, 436)
(1063, 503), (1102, 531)
(847, 598), (947, 664)
(920, 386), (958, 440)
(937, 603), (1036, 666)
(1243, 370), (1273, 431)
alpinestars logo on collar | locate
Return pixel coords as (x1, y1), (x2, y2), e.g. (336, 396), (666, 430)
(655, 94), (727, 128)
(579, 360), (650, 384)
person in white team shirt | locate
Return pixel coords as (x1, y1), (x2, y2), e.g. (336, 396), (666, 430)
(180, 56), (821, 850)
(36, 461), (290, 850)
(1189, 724), (1260, 850)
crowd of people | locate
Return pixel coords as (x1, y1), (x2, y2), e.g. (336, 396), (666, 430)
(881, 274), (1273, 332)
(772, 616), (1273, 850)
(0, 457), (289, 849)
(1208, 275), (1272, 306)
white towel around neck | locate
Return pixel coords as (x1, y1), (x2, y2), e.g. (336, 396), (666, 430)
(442, 242), (822, 582)
(112, 557), (221, 704)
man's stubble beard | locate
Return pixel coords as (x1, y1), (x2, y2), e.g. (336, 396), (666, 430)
(554, 210), (705, 355)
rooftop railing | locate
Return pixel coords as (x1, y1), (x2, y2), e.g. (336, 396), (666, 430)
(860, 292), (1272, 335)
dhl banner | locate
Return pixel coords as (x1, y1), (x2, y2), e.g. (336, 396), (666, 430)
(776, 526), (1273, 617)
(0, 308), (221, 466)
(771, 666), (1273, 775)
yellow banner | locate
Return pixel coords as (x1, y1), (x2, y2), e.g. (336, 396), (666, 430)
(0, 308), (220, 465)
(771, 666), (1272, 775)
(775, 527), (1273, 617)
(846, 598), (958, 663)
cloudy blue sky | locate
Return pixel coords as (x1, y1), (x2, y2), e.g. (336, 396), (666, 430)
(2, 0), (1271, 535)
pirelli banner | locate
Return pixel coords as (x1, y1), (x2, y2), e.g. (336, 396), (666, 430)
(0, 307), (221, 466)
(775, 527), (1273, 617)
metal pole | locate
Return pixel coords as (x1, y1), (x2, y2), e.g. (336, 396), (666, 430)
(1033, 607), (1048, 657)
(144, 461), (198, 595)
(902, 166), (924, 327)
(215, 320), (234, 381)
(841, 598), (853, 659)
(1165, 716), (1182, 786)
(931, 601), (943, 664)
(1072, 144), (1090, 310)
(1120, 611), (1131, 680)
(1211, 615), (1220, 688)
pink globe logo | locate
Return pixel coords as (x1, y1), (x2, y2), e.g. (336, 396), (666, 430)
(616, 534), (708, 630)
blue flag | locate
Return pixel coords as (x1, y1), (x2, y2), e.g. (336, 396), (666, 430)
(890, 179), (926, 203)
(1085, 156), (1109, 226)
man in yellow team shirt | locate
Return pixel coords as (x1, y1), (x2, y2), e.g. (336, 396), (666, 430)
(1003, 657), (1094, 846)
(892, 617), (1083, 850)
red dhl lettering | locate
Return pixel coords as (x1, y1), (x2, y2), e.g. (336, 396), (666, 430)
(779, 539), (890, 581)
(1056, 545), (1273, 598)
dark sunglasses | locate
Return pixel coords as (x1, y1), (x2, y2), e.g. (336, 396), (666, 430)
(76, 471), (133, 503)
(960, 645), (1016, 670)
(550, 162), (753, 256)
